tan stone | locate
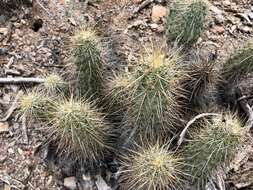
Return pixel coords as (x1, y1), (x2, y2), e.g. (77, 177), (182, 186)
(211, 26), (225, 34)
(151, 5), (167, 22)
(0, 122), (9, 133)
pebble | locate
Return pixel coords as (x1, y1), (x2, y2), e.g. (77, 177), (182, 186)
(240, 26), (252, 33)
(0, 122), (9, 133)
(211, 26), (225, 34)
(247, 12), (253, 20)
(64, 177), (77, 190)
(7, 148), (14, 154)
(214, 14), (225, 25)
(223, 0), (231, 6)
(0, 27), (8, 35)
(151, 5), (167, 23)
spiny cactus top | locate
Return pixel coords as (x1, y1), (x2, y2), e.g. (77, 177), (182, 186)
(71, 28), (104, 99)
(166, 0), (208, 47)
(45, 97), (113, 166)
(120, 143), (186, 190)
(105, 72), (134, 114)
(182, 113), (246, 187)
(19, 91), (52, 121)
(40, 74), (67, 95)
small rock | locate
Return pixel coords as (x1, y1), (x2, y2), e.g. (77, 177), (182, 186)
(46, 176), (53, 186)
(211, 26), (225, 34)
(214, 14), (225, 25)
(0, 27), (8, 35)
(151, 5), (167, 23)
(240, 26), (252, 33)
(223, 0), (231, 6)
(7, 148), (14, 154)
(64, 177), (77, 190)
(150, 23), (159, 30)
(247, 12), (253, 20)
(0, 122), (9, 133)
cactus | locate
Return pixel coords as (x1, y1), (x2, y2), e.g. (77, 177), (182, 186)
(39, 74), (67, 95)
(45, 97), (114, 167)
(181, 113), (246, 187)
(112, 49), (184, 143)
(218, 40), (253, 107)
(71, 28), (104, 99)
(166, 0), (208, 47)
(19, 91), (52, 122)
(120, 143), (186, 190)
(106, 72), (133, 111)
(179, 61), (215, 110)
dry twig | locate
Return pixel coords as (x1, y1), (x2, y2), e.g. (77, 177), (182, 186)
(0, 77), (45, 84)
(21, 115), (29, 144)
(177, 113), (220, 146)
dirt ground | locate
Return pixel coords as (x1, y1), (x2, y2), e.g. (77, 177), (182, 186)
(0, 0), (253, 189)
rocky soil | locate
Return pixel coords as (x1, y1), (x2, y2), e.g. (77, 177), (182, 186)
(0, 0), (253, 189)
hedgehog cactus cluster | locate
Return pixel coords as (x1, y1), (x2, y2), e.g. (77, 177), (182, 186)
(18, 1), (253, 188)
